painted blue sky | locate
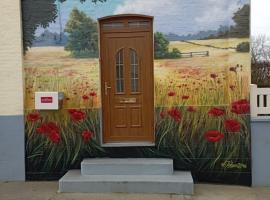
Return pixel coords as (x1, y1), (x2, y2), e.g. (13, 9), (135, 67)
(36, 0), (249, 36)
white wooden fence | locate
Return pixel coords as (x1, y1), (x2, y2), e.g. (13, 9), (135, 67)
(251, 84), (270, 120)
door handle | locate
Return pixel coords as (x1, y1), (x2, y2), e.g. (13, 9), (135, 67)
(105, 82), (111, 95)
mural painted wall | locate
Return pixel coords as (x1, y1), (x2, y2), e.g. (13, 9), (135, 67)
(22, 0), (251, 184)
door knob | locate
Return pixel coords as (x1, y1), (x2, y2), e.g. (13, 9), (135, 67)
(105, 82), (111, 95)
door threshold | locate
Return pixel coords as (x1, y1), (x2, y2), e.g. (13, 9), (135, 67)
(101, 142), (155, 147)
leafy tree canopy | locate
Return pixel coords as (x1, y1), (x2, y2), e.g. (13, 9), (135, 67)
(154, 32), (169, 59)
(64, 8), (98, 58)
(154, 32), (181, 59)
(21, 0), (106, 53)
(230, 4), (250, 38)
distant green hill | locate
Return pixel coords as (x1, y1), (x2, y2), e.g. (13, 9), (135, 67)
(33, 30), (68, 47)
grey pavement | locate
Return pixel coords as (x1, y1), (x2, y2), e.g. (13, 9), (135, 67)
(0, 182), (270, 200)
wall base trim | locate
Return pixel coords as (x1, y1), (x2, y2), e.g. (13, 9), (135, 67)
(0, 115), (25, 181)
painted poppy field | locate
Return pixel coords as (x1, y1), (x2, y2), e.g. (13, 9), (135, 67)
(24, 38), (251, 184)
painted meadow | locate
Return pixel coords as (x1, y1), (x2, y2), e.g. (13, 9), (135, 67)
(24, 38), (251, 184)
(22, 0), (251, 184)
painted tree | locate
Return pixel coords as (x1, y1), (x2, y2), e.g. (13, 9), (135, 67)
(21, 0), (106, 53)
(154, 32), (181, 59)
(154, 32), (170, 59)
(64, 8), (98, 58)
(230, 4), (250, 38)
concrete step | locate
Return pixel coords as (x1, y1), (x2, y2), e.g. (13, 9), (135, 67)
(81, 158), (173, 175)
(59, 170), (194, 195)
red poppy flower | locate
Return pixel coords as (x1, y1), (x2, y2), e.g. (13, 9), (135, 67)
(36, 124), (47, 134)
(208, 107), (225, 117)
(36, 122), (59, 135)
(182, 95), (189, 100)
(167, 108), (181, 122)
(210, 73), (218, 79)
(36, 122), (61, 144)
(160, 111), (166, 118)
(168, 91), (176, 97)
(187, 106), (196, 112)
(68, 109), (77, 114)
(48, 130), (61, 144)
(231, 99), (250, 114)
(225, 119), (241, 132)
(81, 130), (93, 142)
(46, 122), (60, 133)
(82, 95), (89, 100)
(205, 130), (224, 142)
(27, 112), (41, 122)
(229, 85), (236, 91)
(69, 110), (86, 122)
(229, 67), (237, 73)
(89, 91), (97, 97)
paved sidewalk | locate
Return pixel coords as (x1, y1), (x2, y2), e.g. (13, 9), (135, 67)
(0, 181), (269, 200)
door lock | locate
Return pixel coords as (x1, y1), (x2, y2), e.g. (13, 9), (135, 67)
(105, 82), (111, 95)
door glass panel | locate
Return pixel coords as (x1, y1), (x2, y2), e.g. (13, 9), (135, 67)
(103, 22), (124, 29)
(130, 49), (139, 92)
(128, 21), (149, 28)
(116, 49), (124, 93)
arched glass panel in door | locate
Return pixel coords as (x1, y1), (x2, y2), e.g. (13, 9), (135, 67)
(130, 49), (139, 92)
(116, 49), (124, 93)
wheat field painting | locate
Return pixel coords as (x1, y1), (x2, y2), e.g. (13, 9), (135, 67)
(22, 0), (251, 185)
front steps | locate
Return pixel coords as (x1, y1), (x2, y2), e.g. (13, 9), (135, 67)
(81, 158), (173, 175)
(59, 158), (194, 195)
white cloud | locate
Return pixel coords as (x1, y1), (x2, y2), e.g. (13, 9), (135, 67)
(114, 0), (185, 34)
(114, 0), (249, 35)
(195, 0), (241, 27)
(115, 0), (179, 16)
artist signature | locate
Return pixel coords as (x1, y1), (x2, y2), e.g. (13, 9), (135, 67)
(221, 160), (247, 169)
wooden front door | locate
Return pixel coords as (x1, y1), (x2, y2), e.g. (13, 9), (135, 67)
(99, 15), (154, 145)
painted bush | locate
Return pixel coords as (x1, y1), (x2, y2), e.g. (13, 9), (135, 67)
(23, 0), (251, 184)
